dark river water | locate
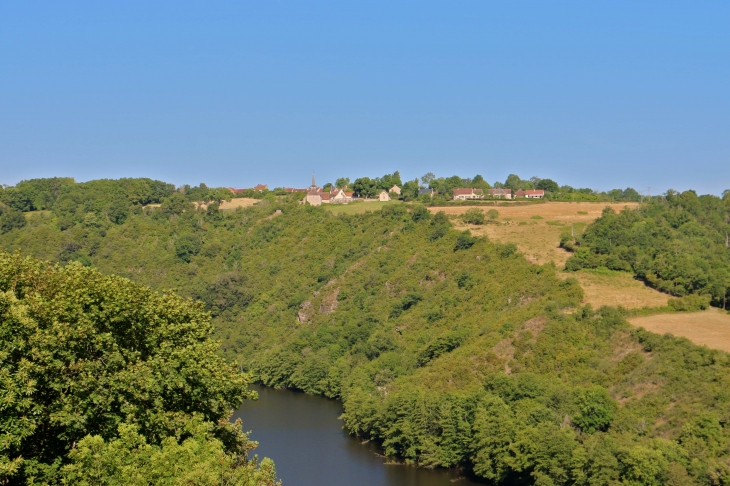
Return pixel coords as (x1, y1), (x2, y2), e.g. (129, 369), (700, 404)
(232, 385), (484, 486)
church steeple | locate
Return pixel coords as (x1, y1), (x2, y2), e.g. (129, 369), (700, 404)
(311, 172), (316, 188)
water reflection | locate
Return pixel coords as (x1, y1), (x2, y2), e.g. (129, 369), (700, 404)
(232, 385), (484, 486)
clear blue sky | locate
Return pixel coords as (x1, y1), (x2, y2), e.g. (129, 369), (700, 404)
(1, 1), (729, 194)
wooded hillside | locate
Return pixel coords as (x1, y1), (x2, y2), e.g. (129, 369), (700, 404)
(564, 190), (730, 308)
(3, 180), (730, 484)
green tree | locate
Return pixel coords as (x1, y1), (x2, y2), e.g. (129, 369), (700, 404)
(573, 386), (617, 433)
(0, 251), (272, 484)
(504, 174), (523, 191)
(0, 208), (26, 233)
(454, 231), (477, 251)
(536, 178), (559, 193)
(461, 208), (485, 225)
(62, 419), (279, 486)
(421, 172), (436, 187)
(175, 234), (203, 262)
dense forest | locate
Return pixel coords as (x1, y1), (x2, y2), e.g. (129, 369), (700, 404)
(0, 252), (278, 485)
(564, 190), (730, 309)
(3, 177), (730, 485)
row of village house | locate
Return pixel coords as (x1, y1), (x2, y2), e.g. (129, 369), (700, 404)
(229, 183), (544, 206)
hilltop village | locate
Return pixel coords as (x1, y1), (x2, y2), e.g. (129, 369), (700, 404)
(229, 172), (556, 206)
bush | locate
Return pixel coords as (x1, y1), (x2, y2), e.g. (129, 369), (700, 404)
(454, 231), (477, 251)
(668, 294), (712, 312)
(486, 209), (499, 221)
(175, 234), (202, 262)
(0, 207), (26, 234)
(573, 386), (617, 433)
(461, 208), (485, 225)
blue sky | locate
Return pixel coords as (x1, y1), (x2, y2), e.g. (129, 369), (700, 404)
(1, 1), (728, 194)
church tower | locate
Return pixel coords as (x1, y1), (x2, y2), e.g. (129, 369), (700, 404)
(309, 172), (318, 191)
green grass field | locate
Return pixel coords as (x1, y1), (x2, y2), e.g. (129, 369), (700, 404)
(324, 200), (402, 214)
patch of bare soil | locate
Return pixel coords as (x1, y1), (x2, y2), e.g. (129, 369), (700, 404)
(629, 308), (730, 353)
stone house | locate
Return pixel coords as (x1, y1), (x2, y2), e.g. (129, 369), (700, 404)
(452, 188), (484, 201)
(488, 188), (512, 199)
(331, 189), (353, 204)
(305, 190), (331, 206)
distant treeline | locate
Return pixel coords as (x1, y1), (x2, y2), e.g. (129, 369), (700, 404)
(563, 190), (730, 308)
(0, 173), (653, 228)
(315, 171), (645, 203)
(0, 177), (236, 232)
(4, 184), (730, 484)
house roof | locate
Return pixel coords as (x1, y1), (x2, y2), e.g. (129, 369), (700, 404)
(254, 184), (268, 191)
(488, 188), (511, 194)
(418, 188), (434, 194)
(522, 189), (544, 195)
(453, 188), (483, 195)
(229, 187), (247, 194)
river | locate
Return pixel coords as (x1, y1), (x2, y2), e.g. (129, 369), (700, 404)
(232, 385), (485, 486)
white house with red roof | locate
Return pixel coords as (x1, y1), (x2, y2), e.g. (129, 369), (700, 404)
(514, 189), (545, 199)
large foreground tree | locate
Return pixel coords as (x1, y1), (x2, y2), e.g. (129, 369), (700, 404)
(0, 251), (277, 485)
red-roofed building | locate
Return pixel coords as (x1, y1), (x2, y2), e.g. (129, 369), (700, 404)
(452, 188), (484, 201)
(254, 184), (268, 192)
(515, 189), (545, 199)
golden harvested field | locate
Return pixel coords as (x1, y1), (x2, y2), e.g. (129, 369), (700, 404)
(219, 198), (259, 210)
(192, 198), (260, 210)
(629, 309), (730, 353)
(432, 201), (639, 221)
(441, 201), (670, 310)
(325, 200), (401, 214)
(446, 202), (639, 267)
(571, 270), (669, 309)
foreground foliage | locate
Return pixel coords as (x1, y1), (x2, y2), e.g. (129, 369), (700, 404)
(3, 180), (730, 484)
(0, 252), (277, 485)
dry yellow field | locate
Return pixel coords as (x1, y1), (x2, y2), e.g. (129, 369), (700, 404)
(432, 201), (639, 222)
(191, 198), (260, 210)
(439, 202), (670, 310)
(219, 198), (259, 210)
(629, 309), (730, 353)
(571, 270), (669, 309)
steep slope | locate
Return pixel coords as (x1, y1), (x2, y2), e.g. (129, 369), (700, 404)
(3, 198), (730, 484)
